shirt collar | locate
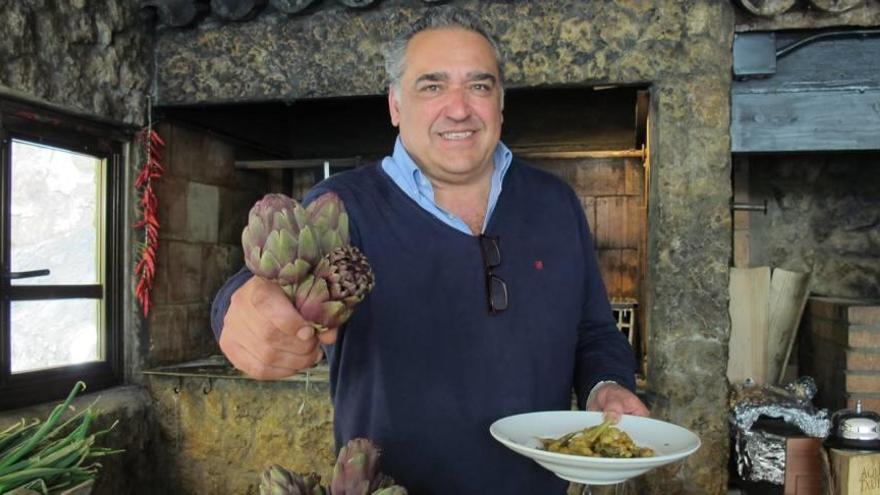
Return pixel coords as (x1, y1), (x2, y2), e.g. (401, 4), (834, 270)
(386, 136), (513, 200)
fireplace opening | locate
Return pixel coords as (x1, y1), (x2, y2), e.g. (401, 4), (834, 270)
(159, 84), (652, 377)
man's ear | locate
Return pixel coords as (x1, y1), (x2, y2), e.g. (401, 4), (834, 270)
(388, 89), (400, 128)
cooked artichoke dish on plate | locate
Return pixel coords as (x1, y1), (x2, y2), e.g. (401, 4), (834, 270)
(540, 419), (655, 458)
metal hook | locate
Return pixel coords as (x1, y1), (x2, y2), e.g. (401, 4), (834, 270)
(202, 378), (213, 395)
(172, 376), (182, 395)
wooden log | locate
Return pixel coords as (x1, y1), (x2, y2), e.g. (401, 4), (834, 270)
(809, 0), (862, 13)
(736, 0), (797, 17)
(335, 0), (378, 8)
(140, 0), (206, 28)
(210, 0), (267, 21)
(269, 0), (315, 14)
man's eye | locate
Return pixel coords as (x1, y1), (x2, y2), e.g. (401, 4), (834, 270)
(420, 84), (441, 92)
(472, 83), (492, 92)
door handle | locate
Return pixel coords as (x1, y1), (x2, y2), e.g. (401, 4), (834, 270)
(5, 269), (50, 280)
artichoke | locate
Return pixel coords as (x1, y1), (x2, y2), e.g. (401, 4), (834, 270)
(330, 438), (384, 495)
(259, 465), (328, 495)
(242, 194), (318, 298)
(306, 191), (350, 254)
(242, 193), (352, 300)
(295, 246), (375, 332)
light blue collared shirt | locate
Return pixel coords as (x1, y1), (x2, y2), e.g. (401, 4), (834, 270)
(381, 137), (513, 235)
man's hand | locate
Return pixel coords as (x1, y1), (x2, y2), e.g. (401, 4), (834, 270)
(218, 276), (337, 380)
(586, 382), (650, 422)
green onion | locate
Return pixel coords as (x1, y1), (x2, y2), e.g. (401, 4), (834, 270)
(0, 382), (122, 494)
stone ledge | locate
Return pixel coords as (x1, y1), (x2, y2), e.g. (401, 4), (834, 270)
(141, 354), (330, 383)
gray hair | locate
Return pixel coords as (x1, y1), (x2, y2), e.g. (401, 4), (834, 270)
(383, 7), (505, 98)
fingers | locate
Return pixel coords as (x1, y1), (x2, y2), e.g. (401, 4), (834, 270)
(594, 383), (651, 420)
(219, 276), (328, 380)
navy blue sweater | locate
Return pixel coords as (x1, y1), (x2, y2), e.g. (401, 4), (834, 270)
(212, 161), (637, 495)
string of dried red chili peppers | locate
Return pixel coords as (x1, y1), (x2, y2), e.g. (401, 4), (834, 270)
(133, 106), (165, 317)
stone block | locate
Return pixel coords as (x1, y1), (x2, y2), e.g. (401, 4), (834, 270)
(155, 176), (189, 241)
(852, 327), (880, 349)
(147, 304), (188, 364)
(186, 182), (219, 243)
(165, 241), (204, 304)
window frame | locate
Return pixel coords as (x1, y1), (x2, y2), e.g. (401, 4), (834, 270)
(0, 98), (127, 410)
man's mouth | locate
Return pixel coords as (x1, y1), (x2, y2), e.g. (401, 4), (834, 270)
(439, 131), (475, 140)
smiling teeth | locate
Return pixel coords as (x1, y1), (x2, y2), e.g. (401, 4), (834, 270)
(441, 131), (473, 140)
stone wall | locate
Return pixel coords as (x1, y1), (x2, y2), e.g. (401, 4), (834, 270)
(0, 0), (151, 124)
(153, 1), (735, 492)
(746, 154), (880, 300)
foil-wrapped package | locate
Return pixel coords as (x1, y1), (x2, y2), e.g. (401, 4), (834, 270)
(729, 376), (831, 484)
(730, 376), (831, 438)
(734, 428), (786, 484)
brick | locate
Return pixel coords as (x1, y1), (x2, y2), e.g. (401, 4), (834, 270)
(850, 305), (880, 326)
(155, 176), (189, 241)
(851, 327), (880, 348)
(165, 241), (204, 304)
(845, 371), (880, 394)
(186, 182), (219, 243)
(847, 349), (880, 371)
(148, 304), (188, 364)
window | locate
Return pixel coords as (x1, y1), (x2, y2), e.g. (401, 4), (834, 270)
(0, 99), (125, 409)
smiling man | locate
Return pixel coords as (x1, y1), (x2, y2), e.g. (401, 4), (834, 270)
(212, 7), (647, 494)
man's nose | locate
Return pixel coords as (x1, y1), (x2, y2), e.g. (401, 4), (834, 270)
(443, 88), (471, 120)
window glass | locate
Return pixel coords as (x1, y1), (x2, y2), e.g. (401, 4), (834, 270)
(10, 299), (102, 373)
(10, 140), (101, 286)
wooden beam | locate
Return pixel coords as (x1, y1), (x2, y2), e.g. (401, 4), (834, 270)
(235, 157), (366, 169)
(732, 89), (880, 152)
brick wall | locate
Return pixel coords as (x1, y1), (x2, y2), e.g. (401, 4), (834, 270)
(800, 297), (880, 413)
(147, 123), (267, 366)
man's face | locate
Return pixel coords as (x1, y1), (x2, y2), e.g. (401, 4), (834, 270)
(388, 27), (504, 186)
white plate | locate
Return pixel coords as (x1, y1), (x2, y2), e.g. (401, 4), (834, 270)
(489, 411), (701, 485)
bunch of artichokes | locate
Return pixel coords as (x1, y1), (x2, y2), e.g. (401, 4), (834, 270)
(258, 438), (406, 495)
(242, 192), (374, 331)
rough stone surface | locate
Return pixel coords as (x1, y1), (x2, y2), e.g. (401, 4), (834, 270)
(748, 154), (880, 300)
(147, 372), (335, 495)
(0, 0), (151, 124)
(154, 1), (736, 492)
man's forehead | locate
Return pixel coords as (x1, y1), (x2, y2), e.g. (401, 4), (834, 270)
(402, 28), (500, 77)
